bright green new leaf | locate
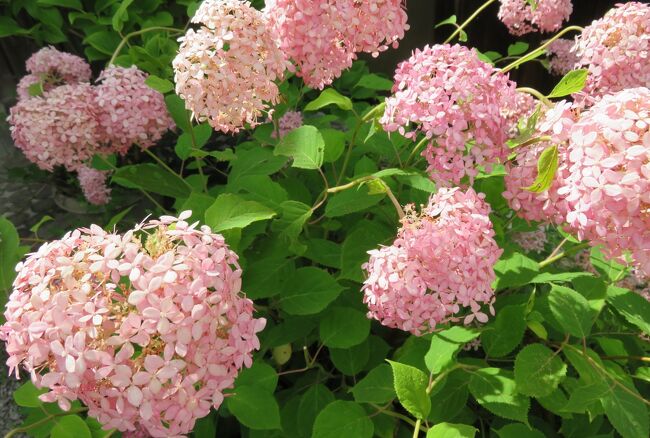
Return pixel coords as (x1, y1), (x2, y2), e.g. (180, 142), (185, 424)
(387, 360), (431, 420)
(112, 0), (134, 32)
(205, 193), (276, 232)
(13, 381), (47, 408)
(227, 385), (281, 430)
(144, 75), (174, 94)
(164, 94), (192, 132)
(312, 401), (374, 438)
(514, 344), (567, 397)
(468, 368), (530, 424)
(351, 364), (396, 404)
(319, 307), (370, 348)
(304, 88), (353, 112)
(51, 415), (91, 438)
(524, 144), (558, 193)
(279, 267), (343, 315)
(425, 326), (480, 373)
(427, 422), (477, 438)
(508, 42), (529, 56)
(547, 69), (589, 98)
(275, 125), (325, 169)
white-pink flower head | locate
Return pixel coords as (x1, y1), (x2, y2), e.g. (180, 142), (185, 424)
(573, 2), (650, 103)
(503, 100), (577, 224)
(8, 83), (106, 172)
(498, 0), (573, 36)
(0, 212), (265, 437)
(362, 187), (502, 335)
(173, 0), (286, 133)
(347, 0), (409, 57)
(95, 66), (174, 154)
(78, 165), (111, 206)
(559, 87), (650, 276)
(546, 38), (578, 76)
(381, 44), (518, 186)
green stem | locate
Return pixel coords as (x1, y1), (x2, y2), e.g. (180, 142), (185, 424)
(327, 176), (374, 194)
(108, 27), (184, 66)
(412, 419), (422, 438)
(444, 0), (497, 44)
(538, 242), (591, 269)
(143, 148), (194, 191)
(4, 408), (88, 438)
(501, 25), (584, 73)
(384, 183), (405, 220)
(516, 87), (553, 107)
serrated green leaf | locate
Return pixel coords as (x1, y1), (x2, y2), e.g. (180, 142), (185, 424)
(312, 401), (374, 438)
(234, 362), (278, 393)
(279, 267), (343, 315)
(319, 307), (370, 348)
(305, 88), (353, 111)
(548, 284), (594, 337)
(496, 423), (544, 438)
(494, 252), (540, 290)
(274, 125), (325, 169)
(205, 193), (276, 232)
(547, 69), (589, 98)
(13, 381), (47, 408)
(0, 217), (20, 292)
(514, 343), (567, 397)
(330, 340), (370, 376)
(524, 144), (559, 193)
(425, 327), (480, 373)
(387, 360), (431, 420)
(601, 383), (649, 438)
(355, 74), (393, 91)
(468, 368), (530, 424)
(606, 285), (650, 335)
(351, 364), (396, 404)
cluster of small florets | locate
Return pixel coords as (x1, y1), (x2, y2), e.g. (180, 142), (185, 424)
(17, 46), (91, 100)
(95, 67), (174, 154)
(504, 91), (538, 138)
(173, 0), (287, 133)
(503, 101), (577, 223)
(77, 165), (112, 206)
(546, 38), (578, 76)
(264, 0), (408, 89)
(512, 226), (548, 253)
(362, 188), (502, 335)
(0, 212), (265, 437)
(559, 87), (650, 276)
(573, 2), (650, 102)
(381, 44), (518, 186)
(273, 110), (303, 138)
(498, 0), (573, 36)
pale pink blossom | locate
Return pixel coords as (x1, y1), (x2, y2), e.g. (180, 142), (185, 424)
(363, 188), (502, 335)
(173, 0), (287, 133)
(498, 0), (573, 36)
(0, 212), (265, 437)
(512, 226), (547, 253)
(25, 46), (91, 84)
(381, 44), (518, 186)
(77, 165), (111, 206)
(546, 38), (578, 76)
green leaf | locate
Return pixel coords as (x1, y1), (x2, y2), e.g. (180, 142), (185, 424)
(496, 424), (544, 438)
(351, 364), (396, 404)
(322, 128), (346, 163)
(304, 88), (353, 112)
(427, 423), (477, 438)
(304, 238), (341, 269)
(0, 16), (30, 37)
(280, 267), (343, 315)
(112, 0), (134, 32)
(481, 305), (527, 358)
(112, 163), (191, 199)
(272, 201), (312, 253)
(229, 146), (287, 184)
(429, 371), (470, 423)
(548, 284), (594, 337)
(174, 123), (211, 159)
(494, 252), (540, 290)
(86, 417), (115, 438)
(205, 194), (276, 233)
(514, 344), (567, 397)
(227, 385), (281, 430)
(242, 245), (294, 299)
(312, 401), (374, 438)
(319, 307), (370, 348)
(192, 411), (217, 438)
(298, 385), (335, 436)
(325, 185), (384, 217)
(607, 285), (650, 335)
(30, 215), (54, 235)
(547, 69), (589, 98)
(601, 383), (649, 438)
(524, 144), (559, 193)
(164, 94), (191, 132)
(508, 42), (530, 56)
(425, 326), (480, 373)
(387, 360), (431, 420)
(435, 15), (457, 28)
(468, 368), (530, 424)
(51, 415), (91, 438)
(274, 125), (325, 169)
(145, 74), (174, 94)
(234, 362), (278, 393)
(84, 31), (121, 55)
(0, 217), (20, 291)
(330, 340), (370, 376)
(14, 382), (47, 408)
(37, 0), (83, 10)
(339, 221), (392, 282)
(355, 74), (393, 91)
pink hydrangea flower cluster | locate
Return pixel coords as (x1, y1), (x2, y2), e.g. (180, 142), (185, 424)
(498, 0), (573, 36)
(95, 67), (175, 154)
(573, 2), (650, 102)
(0, 212), (265, 437)
(77, 165), (112, 206)
(559, 87), (650, 276)
(264, 0), (408, 89)
(503, 101), (577, 223)
(546, 38), (578, 76)
(512, 226), (547, 253)
(362, 188), (502, 335)
(17, 47), (91, 100)
(273, 110), (303, 138)
(173, 0), (286, 133)
(381, 44), (518, 186)
(504, 91), (538, 138)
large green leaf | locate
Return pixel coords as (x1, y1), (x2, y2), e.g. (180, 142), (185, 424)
(227, 385), (281, 430)
(325, 185), (384, 217)
(468, 368), (530, 424)
(514, 344), (567, 397)
(481, 305), (527, 358)
(425, 326), (480, 374)
(305, 88), (353, 111)
(274, 125), (325, 169)
(234, 362), (278, 393)
(319, 307), (370, 348)
(330, 340), (370, 376)
(51, 415), (91, 438)
(607, 285), (650, 335)
(0, 217), (20, 291)
(312, 401), (373, 438)
(279, 267), (343, 315)
(112, 163), (191, 199)
(351, 364), (396, 404)
(493, 252), (539, 290)
(298, 385), (335, 437)
(14, 382), (47, 408)
(601, 382), (649, 438)
(427, 423), (477, 438)
(547, 69), (589, 98)
(204, 194), (276, 233)
(548, 284), (594, 338)
(387, 360), (431, 420)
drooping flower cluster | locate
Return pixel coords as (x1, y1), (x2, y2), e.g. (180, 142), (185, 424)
(17, 47), (91, 100)
(512, 226), (548, 253)
(95, 67), (174, 154)
(498, 0), (573, 36)
(381, 44), (518, 186)
(573, 2), (650, 102)
(264, 0), (408, 89)
(503, 100), (577, 224)
(362, 188), (502, 335)
(77, 165), (112, 206)
(559, 87), (650, 275)
(546, 38), (578, 76)
(173, 0), (286, 133)
(0, 212), (265, 437)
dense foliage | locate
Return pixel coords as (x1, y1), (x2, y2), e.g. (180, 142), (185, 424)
(0, 1), (649, 438)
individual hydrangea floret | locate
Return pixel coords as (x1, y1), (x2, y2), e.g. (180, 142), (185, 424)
(498, 0), (573, 36)
(8, 83), (107, 171)
(0, 212), (265, 437)
(546, 38), (578, 76)
(503, 101), (577, 224)
(363, 188), (502, 335)
(381, 44), (518, 186)
(77, 165), (111, 206)
(95, 66), (174, 154)
(173, 0), (287, 133)
(573, 2), (650, 102)
(558, 87), (650, 276)
(513, 226), (547, 253)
